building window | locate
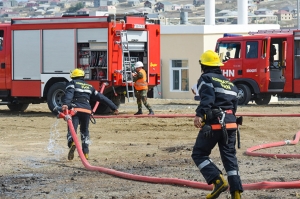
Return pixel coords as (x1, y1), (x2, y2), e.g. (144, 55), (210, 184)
(171, 60), (189, 91)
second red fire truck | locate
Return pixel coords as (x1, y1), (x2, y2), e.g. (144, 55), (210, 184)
(215, 30), (300, 105)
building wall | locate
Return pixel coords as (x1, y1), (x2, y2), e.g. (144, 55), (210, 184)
(160, 33), (204, 99)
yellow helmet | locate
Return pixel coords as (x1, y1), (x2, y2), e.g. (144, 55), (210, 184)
(70, 68), (85, 78)
(199, 50), (224, 67)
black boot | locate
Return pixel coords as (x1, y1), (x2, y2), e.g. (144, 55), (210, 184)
(206, 174), (229, 199)
(68, 142), (76, 160)
(148, 109), (154, 115)
(231, 191), (241, 199)
(134, 109), (143, 115)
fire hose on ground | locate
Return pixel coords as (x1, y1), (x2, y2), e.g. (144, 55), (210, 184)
(57, 110), (300, 190)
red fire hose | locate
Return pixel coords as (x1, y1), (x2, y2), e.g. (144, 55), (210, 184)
(91, 82), (107, 115)
(58, 111), (300, 190)
(93, 113), (300, 118)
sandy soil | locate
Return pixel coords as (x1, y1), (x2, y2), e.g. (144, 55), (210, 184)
(0, 98), (300, 199)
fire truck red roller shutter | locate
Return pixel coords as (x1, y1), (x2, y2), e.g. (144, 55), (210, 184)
(11, 81), (41, 97)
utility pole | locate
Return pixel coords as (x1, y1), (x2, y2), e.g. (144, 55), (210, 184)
(298, 0), (300, 29)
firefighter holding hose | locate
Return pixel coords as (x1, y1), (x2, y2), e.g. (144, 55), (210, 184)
(192, 50), (243, 199)
(62, 68), (119, 160)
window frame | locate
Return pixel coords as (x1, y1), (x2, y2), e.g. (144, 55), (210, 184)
(169, 59), (189, 92)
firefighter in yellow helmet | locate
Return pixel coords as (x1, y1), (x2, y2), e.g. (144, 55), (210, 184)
(192, 50), (243, 199)
(132, 61), (154, 115)
(62, 68), (119, 160)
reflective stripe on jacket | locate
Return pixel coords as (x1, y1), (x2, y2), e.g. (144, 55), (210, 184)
(211, 123), (237, 130)
(74, 107), (92, 114)
(134, 69), (148, 90)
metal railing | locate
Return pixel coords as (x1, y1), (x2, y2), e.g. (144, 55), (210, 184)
(162, 15), (279, 25)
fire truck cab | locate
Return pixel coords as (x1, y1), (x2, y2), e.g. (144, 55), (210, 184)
(215, 30), (300, 105)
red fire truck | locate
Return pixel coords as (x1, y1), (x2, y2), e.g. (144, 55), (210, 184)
(214, 30), (300, 105)
(0, 15), (160, 113)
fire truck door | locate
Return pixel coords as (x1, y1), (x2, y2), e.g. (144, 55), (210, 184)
(293, 37), (300, 93)
(245, 40), (262, 78)
(0, 28), (6, 89)
(268, 39), (285, 92)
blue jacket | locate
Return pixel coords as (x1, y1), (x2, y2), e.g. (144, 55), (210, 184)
(195, 68), (238, 124)
(62, 78), (118, 113)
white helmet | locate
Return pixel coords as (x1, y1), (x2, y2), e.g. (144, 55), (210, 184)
(134, 61), (144, 68)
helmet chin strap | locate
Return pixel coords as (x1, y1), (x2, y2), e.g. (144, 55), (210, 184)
(201, 64), (208, 73)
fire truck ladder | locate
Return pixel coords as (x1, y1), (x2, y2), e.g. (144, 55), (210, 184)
(119, 31), (135, 102)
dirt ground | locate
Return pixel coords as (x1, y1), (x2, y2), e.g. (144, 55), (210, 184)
(1, 98), (300, 199)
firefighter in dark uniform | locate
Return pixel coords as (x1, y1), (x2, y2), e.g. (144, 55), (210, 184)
(62, 68), (119, 160)
(192, 50), (243, 199)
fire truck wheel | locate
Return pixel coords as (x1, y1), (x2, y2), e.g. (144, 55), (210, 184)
(236, 84), (251, 105)
(47, 82), (66, 114)
(7, 103), (29, 112)
(254, 95), (271, 105)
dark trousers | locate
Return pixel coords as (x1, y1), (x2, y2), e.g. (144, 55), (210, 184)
(191, 129), (243, 193)
(67, 112), (90, 154)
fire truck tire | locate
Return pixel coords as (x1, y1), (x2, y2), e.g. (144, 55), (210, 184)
(254, 95), (271, 105)
(237, 84), (251, 105)
(7, 103), (29, 112)
(47, 82), (66, 114)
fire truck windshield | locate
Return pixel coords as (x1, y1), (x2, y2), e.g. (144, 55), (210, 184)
(217, 42), (241, 62)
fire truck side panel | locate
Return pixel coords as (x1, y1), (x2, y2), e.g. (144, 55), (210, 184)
(0, 25), (9, 91)
(147, 24), (160, 86)
(43, 29), (75, 73)
(109, 23), (122, 86)
(13, 30), (41, 80)
(125, 16), (145, 25)
(11, 81), (41, 96)
(10, 17), (109, 31)
(77, 28), (108, 43)
(293, 80), (300, 93)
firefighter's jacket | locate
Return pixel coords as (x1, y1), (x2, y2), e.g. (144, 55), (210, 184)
(133, 69), (148, 91)
(195, 67), (238, 127)
(63, 78), (118, 113)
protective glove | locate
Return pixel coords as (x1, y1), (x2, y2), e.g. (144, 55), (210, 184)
(201, 124), (213, 138)
(113, 109), (119, 115)
(61, 105), (68, 111)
